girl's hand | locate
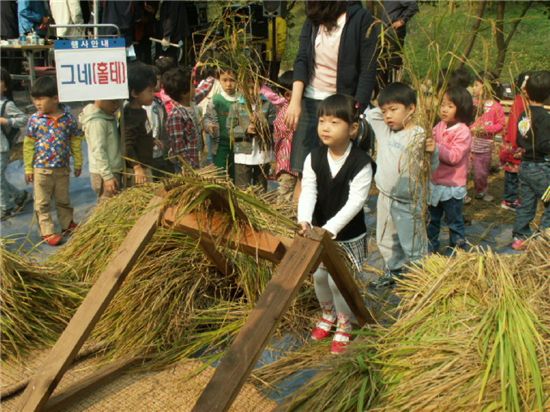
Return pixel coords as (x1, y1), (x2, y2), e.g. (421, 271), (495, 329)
(425, 136), (436, 153)
(246, 123), (256, 135)
(74, 168), (81, 177)
(285, 98), (302, 131)
(298, 222), (311, 235)
(25, 173), (33, 184)
(0, 117), (8, 126)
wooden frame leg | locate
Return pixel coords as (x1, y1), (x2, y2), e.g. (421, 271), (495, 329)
(18, 197), (163, 412)
(192, 235), (324, 412)
(320, 234), (376, 326)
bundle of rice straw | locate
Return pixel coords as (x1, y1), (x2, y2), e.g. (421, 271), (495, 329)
(257, 236), (549, 412)
(0, 241), (86, 360)
(47, 167), (315, 367)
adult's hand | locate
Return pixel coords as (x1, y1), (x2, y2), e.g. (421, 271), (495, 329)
(285, 98), (302, 131)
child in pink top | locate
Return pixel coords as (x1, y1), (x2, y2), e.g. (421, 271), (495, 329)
(470, 72), (505, 201)
(273, 71), (298, 204)
(428, 87), (474, 253)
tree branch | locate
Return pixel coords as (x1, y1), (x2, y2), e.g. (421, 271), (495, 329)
(504, 0), (533, 49)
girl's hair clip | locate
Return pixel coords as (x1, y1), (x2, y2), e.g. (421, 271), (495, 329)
(521, 75), (529, 89)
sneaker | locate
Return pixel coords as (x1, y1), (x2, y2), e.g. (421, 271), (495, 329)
(475, 192), (484, 200)
(330, 332), (351, 355)
(500, 200), (517, 211)
(14, 191), (30, 212)
(482, 194), (494, 202)
(463, 195), (472, 205)
(62, 221), (78, 235)
(375, 273), (396, 288)
(311, 317), (335, 341)
(511, 238), (526, 251)
(42, 233), (63, 246)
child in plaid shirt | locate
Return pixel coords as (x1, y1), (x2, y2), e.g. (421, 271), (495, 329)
(163, 67), (202, 170)
(23, 77), (82, 246)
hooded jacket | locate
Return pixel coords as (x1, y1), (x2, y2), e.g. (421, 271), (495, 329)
(80, 103), (123, 181)
(293, 3), (378, 108)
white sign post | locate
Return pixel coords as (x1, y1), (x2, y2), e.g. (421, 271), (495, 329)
(54, 38), (128, 102)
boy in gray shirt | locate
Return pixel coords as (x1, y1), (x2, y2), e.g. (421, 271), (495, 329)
(365, 82), (436, 286)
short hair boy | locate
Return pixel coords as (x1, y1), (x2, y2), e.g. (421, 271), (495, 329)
(124, 63), (157, 185)
(365, 82), (437, 286)
(80, 99), (123, 201)
(163, 67), (202, 169)
(23, 76), (83, 246)
(229, 79), (276, 191)
(512, 70), (550, 249)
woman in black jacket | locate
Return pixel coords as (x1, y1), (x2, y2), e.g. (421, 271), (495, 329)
(285, 1), (378, 180)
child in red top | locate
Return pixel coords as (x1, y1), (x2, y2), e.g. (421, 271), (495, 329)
(273, 71), (298, 204)
(470, 72), (505, 201)
(499, 71), (532, 210)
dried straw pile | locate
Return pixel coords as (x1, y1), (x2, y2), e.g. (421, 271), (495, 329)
(0, 242), (86, 360)
(45, 167), (314, 367)
(258, 236), (549, 412)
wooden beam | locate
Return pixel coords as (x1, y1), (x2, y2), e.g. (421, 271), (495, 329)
(320, 233), (376, 326)
(18, 197), (163, 412)
(0, 343), (108, 401)
(199, 240), (234, 276)
(192, 235), (324, 412)
(43, 356), (141, 411)
(162, 207), (288, 263)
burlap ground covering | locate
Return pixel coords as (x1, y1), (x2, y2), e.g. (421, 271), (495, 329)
(1, 354), (275, 411)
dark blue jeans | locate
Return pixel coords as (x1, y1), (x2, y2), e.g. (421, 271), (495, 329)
(503, 171), (519, 203)
(290, 97), (322, 174)
(428, 197), (466, 253)
(513, 162), (550, 239)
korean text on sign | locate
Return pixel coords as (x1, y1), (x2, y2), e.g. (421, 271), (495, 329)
(54, 38), (129, 102)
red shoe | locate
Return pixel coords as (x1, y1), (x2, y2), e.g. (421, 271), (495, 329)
(511, 238), (526, 251)
(330, 331), (352, 355)
(42, 233), (63, 246)
(62, 221), (78, 235)
(311, 317), (335, 341)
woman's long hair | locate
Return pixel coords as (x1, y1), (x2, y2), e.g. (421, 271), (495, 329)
(306, 1), (348, 31)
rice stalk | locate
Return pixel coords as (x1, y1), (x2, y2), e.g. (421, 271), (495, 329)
(0, 241), (86, 360)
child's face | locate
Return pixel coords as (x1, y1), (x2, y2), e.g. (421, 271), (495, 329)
(439, 94), (458, 124)
(472, 80), (484, 98)
(132, 85), (155, 106)
(380, 102), (415, 131)
(219, 72), (236, 96)
(317, 115), (357, 149)
(32, 96), (59, 115)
